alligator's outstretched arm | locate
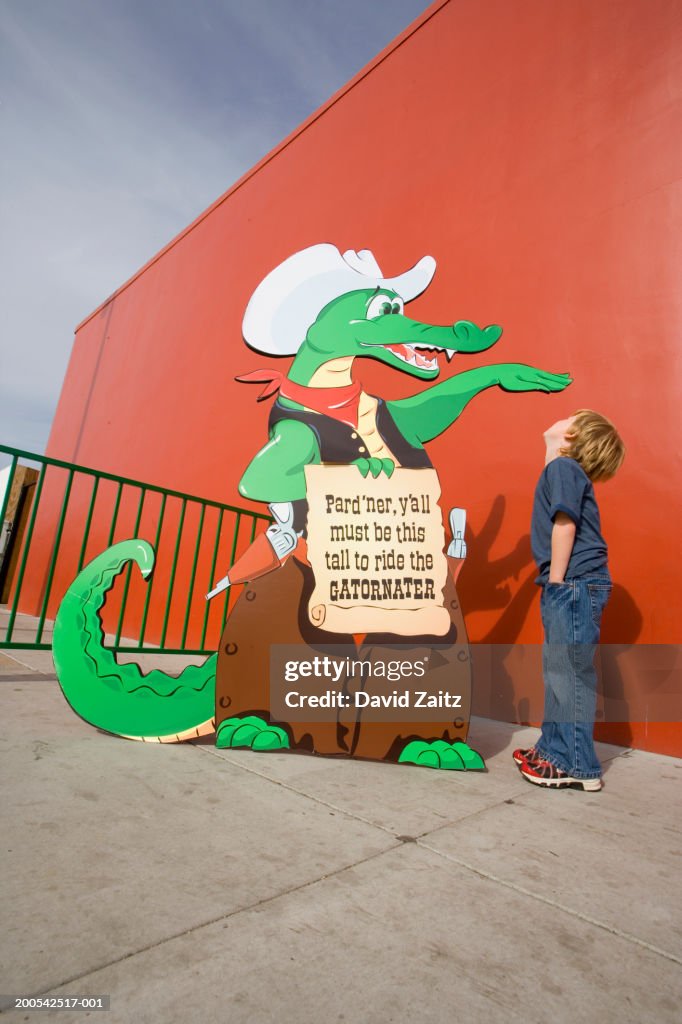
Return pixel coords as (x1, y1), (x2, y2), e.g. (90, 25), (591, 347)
(387, 364), (572, 445)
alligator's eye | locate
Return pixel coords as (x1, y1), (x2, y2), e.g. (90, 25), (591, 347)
(366, 294), (397, 320)
(391, 299), (403, 315)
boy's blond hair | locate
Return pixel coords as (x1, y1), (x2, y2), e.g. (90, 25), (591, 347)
(560, 410), (625, 482)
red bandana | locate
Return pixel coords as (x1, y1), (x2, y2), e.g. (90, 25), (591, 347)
(236, 370), (362, 429)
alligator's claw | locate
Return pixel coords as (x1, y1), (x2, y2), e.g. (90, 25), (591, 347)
(352, 457), (395, 479)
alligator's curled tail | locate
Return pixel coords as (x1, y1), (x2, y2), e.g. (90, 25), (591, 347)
(53, 540), (216, 742)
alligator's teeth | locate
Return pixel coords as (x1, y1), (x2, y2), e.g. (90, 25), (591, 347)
(385, 343), (440, 369)
(445, 350), (455, 362)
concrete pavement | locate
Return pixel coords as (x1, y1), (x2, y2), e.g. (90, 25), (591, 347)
(1, 644), (681, 1024)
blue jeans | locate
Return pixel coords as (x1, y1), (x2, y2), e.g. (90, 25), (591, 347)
(536, 575), (611, 779)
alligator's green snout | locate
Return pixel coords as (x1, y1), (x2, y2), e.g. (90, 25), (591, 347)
(299, 288), (502, 383)
(355, 313), (503, 375)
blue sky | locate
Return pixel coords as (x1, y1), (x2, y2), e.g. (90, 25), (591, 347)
(0, 0), (430, 464)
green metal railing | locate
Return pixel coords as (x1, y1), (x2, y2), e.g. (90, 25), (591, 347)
(0, 444), (269, 654)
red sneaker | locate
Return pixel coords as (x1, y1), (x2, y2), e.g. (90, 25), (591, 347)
(520, 758), (602, 791)
(512, 746), (538, 766)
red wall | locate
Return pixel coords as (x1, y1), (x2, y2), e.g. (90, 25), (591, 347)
(44, 0), (682, 753)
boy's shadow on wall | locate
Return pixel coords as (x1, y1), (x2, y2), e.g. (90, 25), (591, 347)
(597, 588), (643, 749)
(457, 496), (643, 758)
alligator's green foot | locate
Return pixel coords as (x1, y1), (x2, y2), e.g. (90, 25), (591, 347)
(352, 457), (395, 479)
(216, 715), (290, 751)
(398, 739), (485, 771)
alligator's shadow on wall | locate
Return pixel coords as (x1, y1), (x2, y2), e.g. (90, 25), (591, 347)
(457, 494), (533, 623)
(455, 495), (536, 758)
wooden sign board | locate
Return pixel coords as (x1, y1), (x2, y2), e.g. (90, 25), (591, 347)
(304, 465), (450, 636)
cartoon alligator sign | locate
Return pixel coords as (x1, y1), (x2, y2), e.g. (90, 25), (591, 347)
(53, 245), (570, 770)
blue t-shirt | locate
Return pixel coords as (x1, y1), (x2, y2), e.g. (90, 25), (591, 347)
(531, 457), (608, 584)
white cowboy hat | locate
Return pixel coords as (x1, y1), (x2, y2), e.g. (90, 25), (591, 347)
(242, 244), (436, 356)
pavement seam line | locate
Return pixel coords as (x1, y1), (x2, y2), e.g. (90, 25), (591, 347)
(192, 742), (400, 835)
(24, 842), (402, 998)
(408, 786), (537, 840)
(417, 841), (682, 966)
(0, 674), (58, 682)
(193, 745), (561, 841)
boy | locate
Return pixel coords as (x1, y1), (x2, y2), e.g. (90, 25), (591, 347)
(514, 410), (625, 791)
